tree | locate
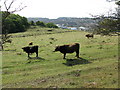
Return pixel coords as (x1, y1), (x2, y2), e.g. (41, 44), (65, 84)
(3, 13), (29, 33)
(46, 23), (58, 28)
(0, 0), (26, 50)
(92, 0), (120, 35)
(29, 21), (35, 26)
(98, 18), (117, 35)
(116, 1), (120, 31)
(106, 0), (120, 32)
(36, 21), (46, 27)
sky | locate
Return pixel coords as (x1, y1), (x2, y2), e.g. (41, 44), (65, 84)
(1, 0), (117, 19)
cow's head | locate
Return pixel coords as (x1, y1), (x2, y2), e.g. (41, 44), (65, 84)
(53, 46), (60, 52)
(22, 46), (29, 52)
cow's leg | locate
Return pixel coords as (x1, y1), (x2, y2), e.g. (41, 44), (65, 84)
(76, 50), (79, 58)
(76, 52), (79, 58)
(36, 51), (38, 57)
(63, 53), (66, 59)
(28, 53), (30, 58)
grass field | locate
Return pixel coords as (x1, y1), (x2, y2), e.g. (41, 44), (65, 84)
(2, 27), (118, 88)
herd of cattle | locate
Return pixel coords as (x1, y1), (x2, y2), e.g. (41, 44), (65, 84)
(22, 34), (94, 59)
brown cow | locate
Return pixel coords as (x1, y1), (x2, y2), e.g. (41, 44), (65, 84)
(53, 43), (80, 59)
(85, 34), (94, 39)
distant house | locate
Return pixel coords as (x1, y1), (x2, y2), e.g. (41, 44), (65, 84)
(79, 26), (88, 31)
(62, 26), (68, 29)
(56, 25), (78, 30)
(68, 27), (78, 30)
(56, 24), (68, 29)
(56, 24), (61, 27)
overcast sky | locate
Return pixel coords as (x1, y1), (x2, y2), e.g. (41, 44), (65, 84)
(1, 0), (117, 19)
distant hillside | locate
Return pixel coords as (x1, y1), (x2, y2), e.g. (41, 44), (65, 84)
(27, 17), (97, 28)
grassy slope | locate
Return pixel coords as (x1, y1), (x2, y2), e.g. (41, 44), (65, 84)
(2, 27), (118, 88)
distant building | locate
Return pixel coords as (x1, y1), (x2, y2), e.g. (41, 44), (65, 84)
(56, 24), (68, 29)
(56, 24), (61, 27)
(79, 26), (88, 31)
(68, 27), (78, 30)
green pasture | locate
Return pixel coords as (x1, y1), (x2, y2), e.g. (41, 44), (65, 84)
(2, 27), (118, 88)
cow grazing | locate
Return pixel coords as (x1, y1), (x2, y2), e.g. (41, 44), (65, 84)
(22, 45), (38, 58)
(85, 34), (94, 39)
(53, 43), (80, 59)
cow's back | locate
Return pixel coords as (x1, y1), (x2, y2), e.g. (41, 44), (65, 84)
(29, 46), (38, 53)
(64, 43), (79, 53)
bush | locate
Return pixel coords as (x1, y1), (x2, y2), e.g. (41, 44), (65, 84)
(46, 23), (58, 28)
(36, 21), (46, 27)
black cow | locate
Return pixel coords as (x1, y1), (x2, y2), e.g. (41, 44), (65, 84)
(53, 43), (80, 59)
(85, 34), (94, 39)
(22, 45), (38, 58)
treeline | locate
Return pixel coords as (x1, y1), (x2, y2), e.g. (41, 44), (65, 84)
(29, 21), (58, 28)
(28, 17), (96, 27)
(2, 11), (58, 34)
